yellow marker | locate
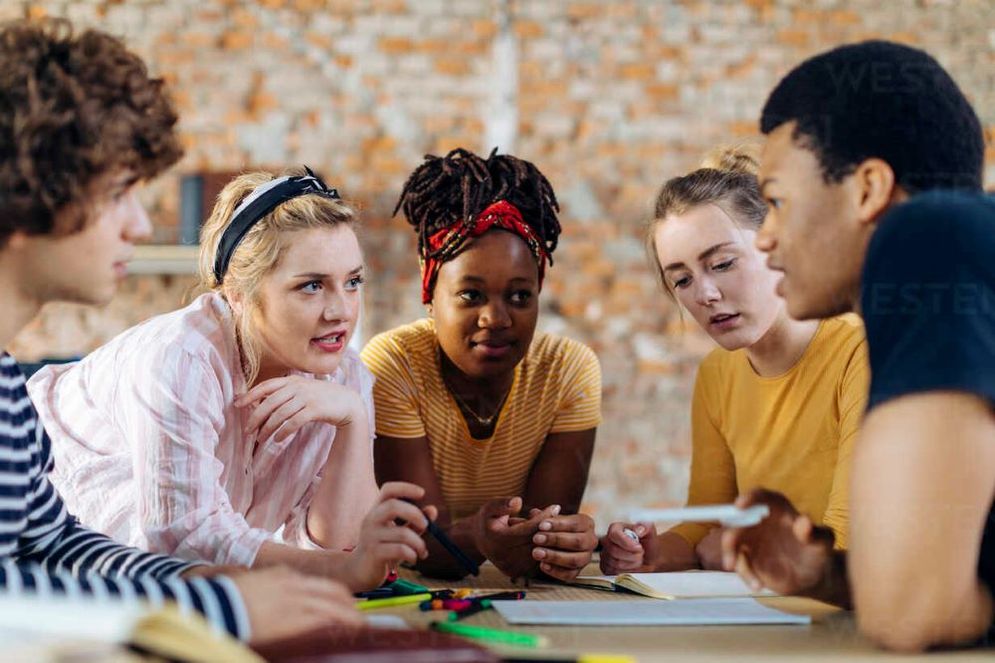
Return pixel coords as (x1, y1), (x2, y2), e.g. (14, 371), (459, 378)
(579, 656), (637, 663)
(453, 588), (475, 599)
(357, 592), (432, 610)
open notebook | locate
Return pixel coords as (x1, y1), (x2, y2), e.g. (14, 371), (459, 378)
(571, 571), (776, 599)
(0, 596), (259, 663)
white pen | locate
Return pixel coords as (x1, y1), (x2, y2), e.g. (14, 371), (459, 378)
(627, 504), (770, 528)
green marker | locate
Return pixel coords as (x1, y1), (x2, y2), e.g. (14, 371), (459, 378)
(430, 621), (548, 648)
(357, 592), (432, 610)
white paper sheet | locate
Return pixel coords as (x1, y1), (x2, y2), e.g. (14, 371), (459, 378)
(494, 598), (811, 626)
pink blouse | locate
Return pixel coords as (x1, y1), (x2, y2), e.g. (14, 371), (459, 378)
(27, 292), (375, 566)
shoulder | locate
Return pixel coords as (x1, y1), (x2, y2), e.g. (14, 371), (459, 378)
(865, 191), (995, 282)
(85, 294), (233, 392)
(0, 353), (28, 403)
(817, 314), (867, 355)
(696, 346), (737, 383)
(361, 319), (436, 374)
(527, 332), (600, 377)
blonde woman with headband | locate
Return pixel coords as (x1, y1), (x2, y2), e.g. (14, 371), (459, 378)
(601, 146), (869, 574)
(28, 168), (436, 591)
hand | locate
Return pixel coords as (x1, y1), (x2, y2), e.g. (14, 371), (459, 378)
(695, 527), (725, 570)
(600, 522), (659, 575)
(473, 497), (557, 580)
(531, 512), (598, 581)
(342, 481), (437, 591)
(237, 376), (365, 442)
(721, 489), (834, 596)
(180, 563), (250, 579)
(232, 566), (362, 645)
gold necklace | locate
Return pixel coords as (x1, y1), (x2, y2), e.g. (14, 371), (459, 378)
(446, 381), (510, 428)
(437, 348), (511, 428)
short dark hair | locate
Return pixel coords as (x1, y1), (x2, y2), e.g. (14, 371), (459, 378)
(760, 40), (984, 193)
(0, 19), (182, 244)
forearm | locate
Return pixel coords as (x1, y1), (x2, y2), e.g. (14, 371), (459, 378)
(307, 420), (378, 548)
(253, 540), (361, 586)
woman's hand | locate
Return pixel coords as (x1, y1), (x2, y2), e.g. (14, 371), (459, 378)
(237, 376), (366, 442)
(233, 566), (363, 645)
(473, 497), (556, 580)
(341, 481), (438, 592)
(600, 521), (659, 575)
(531, 511), (599, 581)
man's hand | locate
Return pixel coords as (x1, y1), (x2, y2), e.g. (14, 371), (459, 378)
(721, 489), (834, 596)
(233, 566), (362, 645)
(531, 511), (598, 581)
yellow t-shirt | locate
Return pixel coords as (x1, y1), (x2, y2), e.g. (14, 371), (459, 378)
(670, 315), (869, 550)
(361, 319), (602, 520)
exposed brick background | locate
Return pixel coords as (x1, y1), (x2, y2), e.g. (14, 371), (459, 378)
(8, 0), (995, 526)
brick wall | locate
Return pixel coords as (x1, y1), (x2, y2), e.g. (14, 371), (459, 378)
(8, 0), (995, 526)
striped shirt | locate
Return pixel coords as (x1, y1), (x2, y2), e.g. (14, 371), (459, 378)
(27, 292), (375, 566)
(361, 319), (602, 520)
(0, 353), (249, 639)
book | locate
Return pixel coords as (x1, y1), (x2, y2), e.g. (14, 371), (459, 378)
(0, 596), (259, 663)
(494, 598), (810, 626)
(253, 625), (501, 662)
(570, 571), (776, 599)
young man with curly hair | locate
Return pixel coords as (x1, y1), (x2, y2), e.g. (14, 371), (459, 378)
(720, 40), (994, 652)
(0, 19), (360, 644)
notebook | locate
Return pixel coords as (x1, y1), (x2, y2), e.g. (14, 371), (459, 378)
(494, 598), (810, 626)
(0, 596), (259, 663)
(570, 571), (776, 599)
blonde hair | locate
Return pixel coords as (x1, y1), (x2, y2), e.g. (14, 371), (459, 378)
(197, 168), (359, 385)
(648, 143), (766, 297)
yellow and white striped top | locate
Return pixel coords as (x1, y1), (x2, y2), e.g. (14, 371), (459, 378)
(361, 319), (602, 520)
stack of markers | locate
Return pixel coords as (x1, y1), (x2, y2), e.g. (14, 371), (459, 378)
(419, 590), (526, 621)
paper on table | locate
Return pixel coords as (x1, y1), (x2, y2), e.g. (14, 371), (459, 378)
(572, 571), (776, 599)
(494, 598), (811, 626)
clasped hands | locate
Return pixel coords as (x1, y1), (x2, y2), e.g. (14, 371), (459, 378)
(474, 496), (597, 582)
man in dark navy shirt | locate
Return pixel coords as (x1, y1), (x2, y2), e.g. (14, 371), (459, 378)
(721, 40), (994, 651)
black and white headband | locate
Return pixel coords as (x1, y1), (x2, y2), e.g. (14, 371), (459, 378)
(213, 167), (341, 284)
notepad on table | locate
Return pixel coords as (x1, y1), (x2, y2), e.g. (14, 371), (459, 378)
(494, 598), (810, 626)
(0, 596), (260, 663)
(570, 571), (776, 599)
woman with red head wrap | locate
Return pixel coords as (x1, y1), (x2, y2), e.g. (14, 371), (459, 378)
(361, 148), (602, 581)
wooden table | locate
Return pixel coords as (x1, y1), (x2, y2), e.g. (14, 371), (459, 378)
(375, 563), (993, 662)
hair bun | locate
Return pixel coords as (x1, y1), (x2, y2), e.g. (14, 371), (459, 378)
(699, 143), (761, 176)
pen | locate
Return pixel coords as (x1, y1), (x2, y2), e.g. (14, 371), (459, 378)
(468, 590), (526, 601)
(402, 498), (480, 576)
(357, 592), (432, 610)
(430, 621), (548, 648)
(448, 598), (493, 621)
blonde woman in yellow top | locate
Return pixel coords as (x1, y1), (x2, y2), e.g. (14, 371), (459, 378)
(601, 146), (868, 574)
(362, 149), (602, 581)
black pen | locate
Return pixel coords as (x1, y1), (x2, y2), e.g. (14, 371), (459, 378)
(403, 498), (480, 576)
